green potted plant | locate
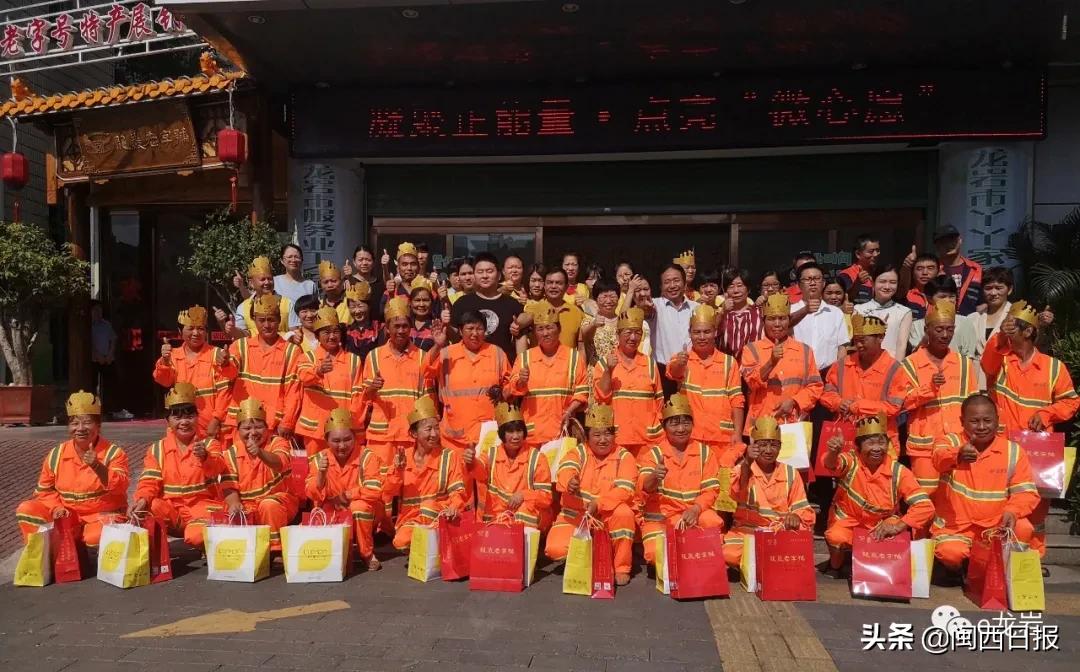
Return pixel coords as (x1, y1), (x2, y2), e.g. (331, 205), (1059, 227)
(0, 220), (89, 423)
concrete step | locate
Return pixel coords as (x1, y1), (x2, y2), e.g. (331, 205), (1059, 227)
(1045, 505), (1075, 536)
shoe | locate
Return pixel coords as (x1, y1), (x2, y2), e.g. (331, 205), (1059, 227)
(615, 573), (631, 586)
(366, 556), (382, 572)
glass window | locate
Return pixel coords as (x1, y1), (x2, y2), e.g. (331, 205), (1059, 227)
(738, 228), (829, 290)
(451, 233), (535, 269)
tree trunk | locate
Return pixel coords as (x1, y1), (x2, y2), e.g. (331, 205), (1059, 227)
(0, 319), (33, 385)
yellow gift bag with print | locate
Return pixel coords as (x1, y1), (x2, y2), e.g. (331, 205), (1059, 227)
(14, 525), (52, 587)
(408, 524), (441, 582)
(96, 522), (150, 589)
(206, 520), (270, 582)
(562, 521), (593, 596)
(1005, 542), (1045, 612)
(655, 532), (671, 594)
(524, 526), (541, 587)
(280, 522), (351, 583)
(714, 467), (737, 513)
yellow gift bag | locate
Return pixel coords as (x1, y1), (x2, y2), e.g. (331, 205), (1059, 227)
(739, 532), (758, 593)
(1005, 543), (1045, 612)
(524, 526), (541, 586)
(562, 521), (593, 596)
(779, 422), (812, 470)
(96, 522), (150, 589)
(714, 467), (737, 513)
(14, 525), (52, 587)
(206, 522), (271, 582)
(540, 437), (577, 481)
(407, 524), (441, 582)
(654, 532), (670, 594)
(910, 538), (935, 599)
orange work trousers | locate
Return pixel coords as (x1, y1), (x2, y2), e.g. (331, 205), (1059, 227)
(641, 509), (724, 564)
(149, 498), (221, 548)
(238, 493), (299, 551)
(16, 500), (121, 547)
(933, 519), (1036, 571)
(545, 504), (637, 576)
(908, 456), (941, 494)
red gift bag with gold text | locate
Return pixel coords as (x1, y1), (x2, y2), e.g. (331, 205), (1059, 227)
(667, 525), (730, 600)
(140, 515), (173, 584)
(440, 514), (478, 581)
(755, 529), (816, 601)
(50, 515), (87, 583)
(469, 522), (525, 592)
(813, 421), (856, 477)
(591, 527), (615, 600)
(851, 528), (911, 600)
(1009, 430), (1066, 495)
(965, 532), (1008, 610)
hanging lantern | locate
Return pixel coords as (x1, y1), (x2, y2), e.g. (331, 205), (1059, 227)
(1, 151), (29, 190)
(216, 127), (247, 165)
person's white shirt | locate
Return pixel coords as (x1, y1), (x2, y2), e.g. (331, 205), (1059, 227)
(855, 299), (913, 361)
(969, 300), (1011, 357)
(790, 300), (848, 370)
(648, 296), (699, 365)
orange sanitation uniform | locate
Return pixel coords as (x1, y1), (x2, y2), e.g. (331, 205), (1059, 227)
(305, 446), (385, 560)
(471, 444), (553, 529)
(134, 432), (228, 548)
(931, 433), (1041, 568)
(152, 344), (237, 436)
(508, 345), (589, 448)
(666, 349), (746, 465)
(16, 439), (129, 547)
(384, 447), (467, 550)
(722, 462), (816, 566)
(296, 346), (364, 455)
(219, 435), (300, 550)
(824, 452), (935, 550)
(545, 444), (638, 576)
(900, 348), (980, 492)
(425, 342), (510, 451)
(362, 342), (433, 461)
(225, 336), (303, 433)
(638, 440), (723, 562)
(591, 353), (663, 456)
(820, 351), (910, 455)
(739, 336), (823, 424)
(981, 338), (1080, 433)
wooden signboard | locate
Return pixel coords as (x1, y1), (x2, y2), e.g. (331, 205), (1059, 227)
(73, 100), (200, 176)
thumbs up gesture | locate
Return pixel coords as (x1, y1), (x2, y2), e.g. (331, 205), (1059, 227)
(1038, 305), (1055, 328)
(903, 244), (917, 268)
(80, 447), (98, 466)
(315, 451), (329, 473)
(770, 341), (784, 363)
(160, 337), (172, 364)
(672, 345), (690, 367)
(318, 353), (334, 374)
(518, 365), (530, 386)
(654, 453), (668, 481)
(232, 269), (245, 290)
(381, 249), (391, 267)
(287, 327), (304, 345)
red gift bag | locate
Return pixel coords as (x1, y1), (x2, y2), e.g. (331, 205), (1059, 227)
(140, 516), (173, 584)
(667, 525), (730, 600)
(813, 421), (855, 477)
(50, 515), (87, 583)
(469, 522), (525, 593)
(1009, 430), (1066, 495)
(591, 527), (615, 600)
(209, 510), (259, 526)
(439, 513), (478, 581)
(755, 529), (817, 601)
(851, 528), (911, 600)
(965, 532), (1008, 610)
(288, 454), (310, 501)
(301, 508), (351, 526)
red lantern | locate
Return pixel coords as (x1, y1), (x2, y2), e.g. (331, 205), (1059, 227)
(1, 152), (29, 190)
(216, 127), (247, 165)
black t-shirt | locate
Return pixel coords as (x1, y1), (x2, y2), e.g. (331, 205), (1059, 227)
(450, 293), (523, 360)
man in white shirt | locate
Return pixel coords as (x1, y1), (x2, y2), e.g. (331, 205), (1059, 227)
(645, 263), (698, 397)
(788, 262), (848, 371)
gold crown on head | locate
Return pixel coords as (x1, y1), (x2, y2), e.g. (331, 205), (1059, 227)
(165, 382), (197, 408)
(396, 242), (418, 260)
(1007, 300), (1039, 327)
(318, 260), (341, 281)
(494, 402), (525, 427)
(673, 250), (696, 267)
(662, 393), (693, 420)
(585, 403), (616, 429)
(408, 277), (434, 294)
(384, 296), (410, 321)
(530, 300), (560, 327)
(312, 305), (341, 332)
(690, 303), (716, 328)
(851, 313), (887, 337)
(236, 398), (267, 423)
(616, 307), (645, 331)
(925, 299), (956, 325)
(251, 293), (281, 318)
(247, 255), (273, 278)
(323, 407), (354, 434)
(177, 305), (208, 328)
(855, 413), (887, 439)
(345, 281), (371, 302)
(762, 293), (790, 318)
(66, 390), (101, 416)
(750, 416), (781, 441)
(407, 397), (439, 426)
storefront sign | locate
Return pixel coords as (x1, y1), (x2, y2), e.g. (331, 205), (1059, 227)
(1, 2), (186, 59)
(289, 160), (364, 277)
(73, 100), (200, 175)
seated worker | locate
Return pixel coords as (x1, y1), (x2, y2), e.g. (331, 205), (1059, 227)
(384, 397), (468, 551)
(305, 408), (385, 571)
(723, 417), (816, 568)
(296, 306), (364, 456)
(545, 403), (638, 586)
(638, 394), (724, 565)
(16, 391), (129, 549)
(821, 413), (935, 578)
(129, 383), (229, 550)
(219, 399), (300, 552)
(931, 394), (1040, 576)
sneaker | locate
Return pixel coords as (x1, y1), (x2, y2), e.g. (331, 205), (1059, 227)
(366, 556), (382, 572)
(615, 573), (631, 586)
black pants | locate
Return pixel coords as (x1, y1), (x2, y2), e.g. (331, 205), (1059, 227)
(656, 362), (680, 399)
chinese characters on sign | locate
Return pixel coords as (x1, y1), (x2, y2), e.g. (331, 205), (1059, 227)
(965, 148), (1011, 267)
(1, 3), (186, 59)
(300, 164), (337, 276)
(73, 100), (200, 175)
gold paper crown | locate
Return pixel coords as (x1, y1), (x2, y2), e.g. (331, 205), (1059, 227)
(616, 307), (645, 331)
(762, 293), (791, 318)
(662, 393), (693, 420)
(673, 249), (696, 267)
(690, 303), (716, 328)
(323, 407), (354, 434)
(396, 242), (418, 260)
(236, 398), (267, 423)
(851, 313), (887, 337)
(177, 305), (208, 328)
(247, 256), (273, 278)
(384, 296), (410, 321)
(855, 413), (887, 439)
(1007, 300), (1039, 327)
(494, 402), (525, 426)
(584, 403), (616, 429)
(65, 390), (101, 416)
(530, 300), (560, 327)
(407, 396), (439, 425)
(251, 293), (281, 318)
(750, 416), (781, 441)
(318, 260), (341, 281)
(409, 277), (434, 294)
(312, 305), (340, 332)
(164, 382), (197, 408)
(345, 281), (371, 302)
(925, 299), (956, 325)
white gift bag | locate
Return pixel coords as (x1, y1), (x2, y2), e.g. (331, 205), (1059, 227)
(910, 538), (935, 599)
(739, 532), (759, 593)
(779, 422), (812, 470)
(206, 523), (271, 582)
(280, 523), (351, 583)
(539, 437), (577, 482)
(407, 525), (441, 582)
(475, 420), (500, 454)
(654, 532), (671, 595)
(96, 522), (150, 589)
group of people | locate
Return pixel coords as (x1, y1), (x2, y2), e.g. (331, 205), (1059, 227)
(16, 230), (1078, 588)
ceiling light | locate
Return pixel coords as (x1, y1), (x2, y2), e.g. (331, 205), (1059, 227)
(562, 3), (579, 13)
(402, 9), (420, 19)
(247, 15), (265, 24)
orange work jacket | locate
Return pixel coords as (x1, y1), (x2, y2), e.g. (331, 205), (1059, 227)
(666, 347), (745, 453)
(219, 435), (294, 503)
(739, 336), (823, 424)
(153, 344), (237, 435)
(225, 336), (303, 431)
(828, 452), (934, 530)
(555, 444), (638, 520)
(730, 461), (815, 532)
(508, 345), (589, 445)
(931, 433), (1040, 531)
(32, 438), (129, 516)
(134, 431), (227, 506)
(981, 337), (1080, 433)
(821, 350), (910, 451)
(900, 348), (980, 458)
(362, 342), (433, 442)
(638, 439), (721, 522)
(296, 346), (364, 439)
(424, 342), (510, 447)
(471, 444), (553, 525)
(591, 352), (663, 449)
(383, 448), (467, 525)
(304, 446), (384, 509)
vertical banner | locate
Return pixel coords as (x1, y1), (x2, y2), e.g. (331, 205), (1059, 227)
(288, 160), (364, 277)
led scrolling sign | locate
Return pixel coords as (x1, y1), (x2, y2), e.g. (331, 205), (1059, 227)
(292, 70), (1045, 158)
